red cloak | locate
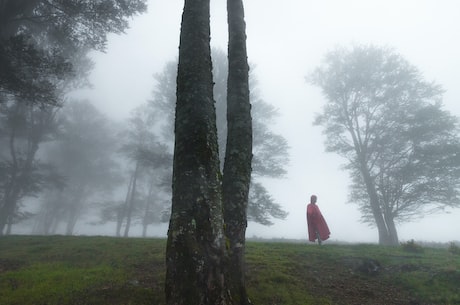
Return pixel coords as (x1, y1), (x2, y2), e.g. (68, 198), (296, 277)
(307, 203), (330, 242)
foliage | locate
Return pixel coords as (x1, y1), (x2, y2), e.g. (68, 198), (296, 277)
(0, 0), (147, 51)
(148, 50), (289, 226)
(1, 236), (460, 305)
(247, 182), (288, 225)
(111, 104), (172, 236)
(310, 44), (460, 244)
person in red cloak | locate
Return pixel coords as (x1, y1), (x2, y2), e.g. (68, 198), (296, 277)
(306, 195), (330, 245)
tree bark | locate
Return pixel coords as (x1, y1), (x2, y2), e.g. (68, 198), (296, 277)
(222, 0), (252, 304)
(165, 0), (229, 304)
(358, 160), (391, 245)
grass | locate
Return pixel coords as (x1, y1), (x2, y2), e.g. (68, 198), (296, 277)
(1, 236), (459, 305)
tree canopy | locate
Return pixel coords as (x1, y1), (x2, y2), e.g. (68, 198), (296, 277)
(310, 45), (460, 245)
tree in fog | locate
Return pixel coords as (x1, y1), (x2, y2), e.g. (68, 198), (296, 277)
(310, 45), (460, 245)
(0, 0), (147, 105)
(165, 0), (228, 303)
(150, 51), (288, 226)
(0, 0), (147, 235)
(115, 105), (171, 237)
(222, 0), (252, 303)
(0, 40), (72, 235)
(36, 101), (122, 235)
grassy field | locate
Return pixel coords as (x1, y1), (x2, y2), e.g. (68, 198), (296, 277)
(0, 235), (459, 305)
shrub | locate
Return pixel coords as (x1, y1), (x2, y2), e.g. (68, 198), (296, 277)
(401, 239), (424, 253)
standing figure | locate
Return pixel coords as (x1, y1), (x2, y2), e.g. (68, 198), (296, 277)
(306, 195), (330, 245)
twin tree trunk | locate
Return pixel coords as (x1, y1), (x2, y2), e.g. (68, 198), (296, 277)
(165, 0), (252, 304)
(358, 158), (399, 246)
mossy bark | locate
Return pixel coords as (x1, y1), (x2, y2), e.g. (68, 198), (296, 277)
(165, 0), (229, 304)
(223, 0), (253, 304)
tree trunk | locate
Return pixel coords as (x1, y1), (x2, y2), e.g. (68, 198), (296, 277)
(222, 0), (252, 304)
(383, 209), (399, 245)
(0, 190), (19, 235)
(165, 0), (229, 304)
(124, 162), (140, 238)
(116, 173), (134, 237)
(358, 158), (391, 245)
(142, 177), (156, 238)
(0, 102), (51, 235)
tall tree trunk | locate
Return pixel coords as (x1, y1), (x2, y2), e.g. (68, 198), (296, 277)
(0, 103), (52, 235)
(65, 199), (80, 236)
(124, 161), (140, 238)
(222, 0), (252, 304)
(142, 177), (155, 238)
(165, 0), (229, 304)
(359, 165), (391, 245)
(0, 188), (19, 235)
(349, 121), (391, 245)
(116, 173), (134, 237)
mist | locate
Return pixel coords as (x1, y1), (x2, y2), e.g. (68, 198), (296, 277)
(2, 0), (460, 244)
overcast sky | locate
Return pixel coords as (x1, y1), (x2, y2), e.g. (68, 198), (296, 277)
(77, 0), (460, 243)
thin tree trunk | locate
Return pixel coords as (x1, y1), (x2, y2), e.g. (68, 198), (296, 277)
(223, 0), (252, 304)
(165, 0), (229, 304)
(0, 103), (53, 235)
(359, 165), (391, 245)
(65, 200), (80, 236)
(117, 173), (134, 237)
(0, 190), (19, 235)
(142, 177), (155, 238)
(124, 161), (140, 238)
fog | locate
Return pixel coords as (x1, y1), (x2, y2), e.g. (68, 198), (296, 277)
(63, 0), (460, 243)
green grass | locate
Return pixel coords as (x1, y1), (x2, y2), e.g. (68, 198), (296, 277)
(1, 236), (459, 305)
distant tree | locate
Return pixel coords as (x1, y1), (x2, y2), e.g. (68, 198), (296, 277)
(149, 51), (289, 225)
(116, 105), (171, 237)
(222, 0), (252, 303)
(0, 42), (71, 234)
(165, 0), (228, 303)
(310, 45), (460, 245)
(0, 0), (147, 235)
(0, 0), (147, 48)
(36, 100), (122, 235)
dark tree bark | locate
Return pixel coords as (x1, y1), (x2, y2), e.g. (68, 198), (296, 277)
(165, 0), (228, 304)
(222, 0), (253, 304)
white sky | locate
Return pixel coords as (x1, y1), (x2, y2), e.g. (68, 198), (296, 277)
(77, 0), (460, 243)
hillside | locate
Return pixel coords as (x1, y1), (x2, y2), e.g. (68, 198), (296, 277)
(0, 236), (459, 305)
